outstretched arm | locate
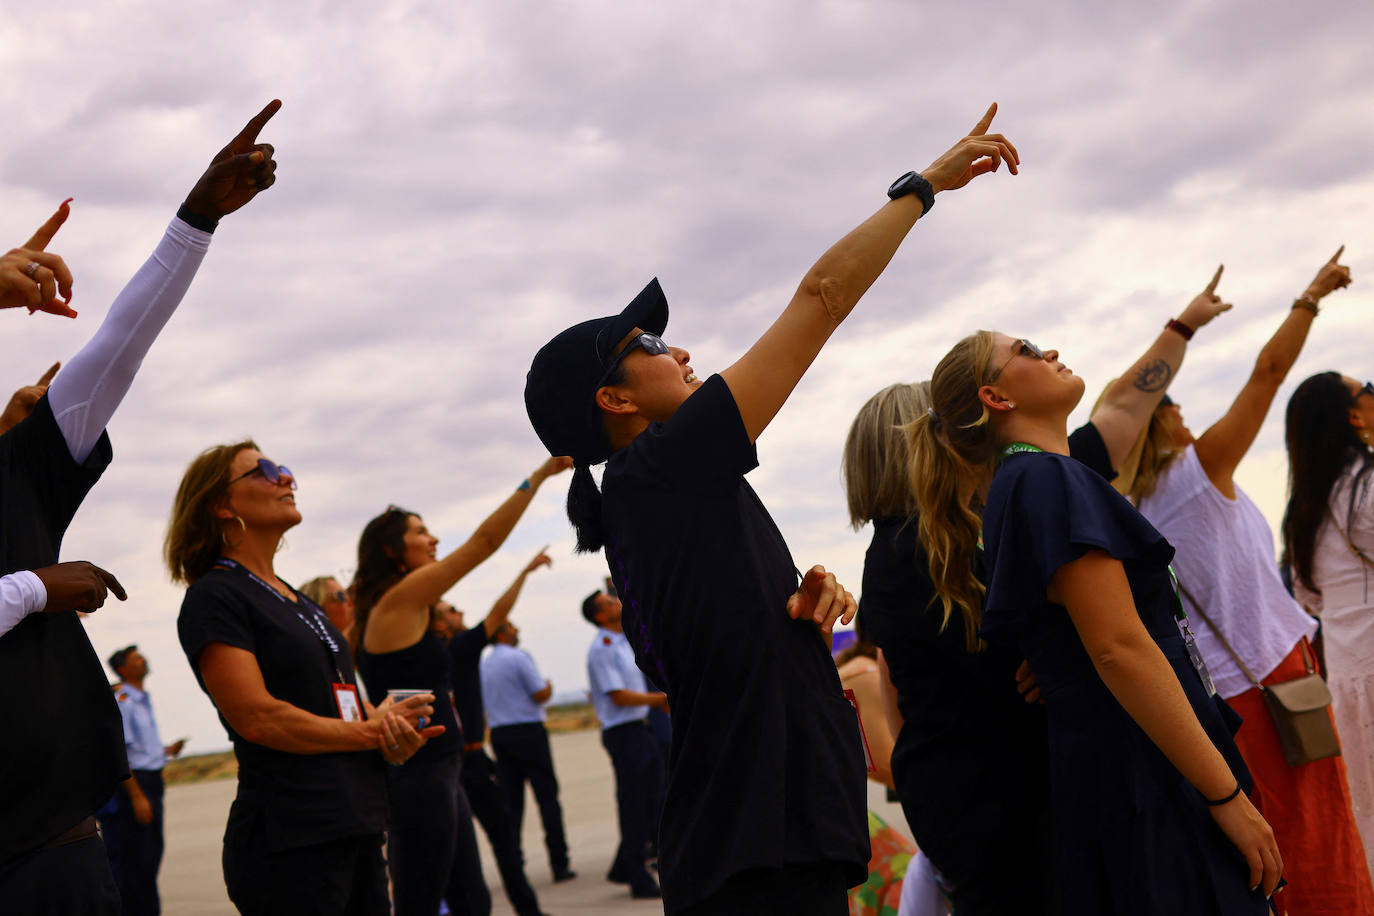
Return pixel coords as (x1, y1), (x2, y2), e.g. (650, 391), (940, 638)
(480, 547), (553, 638)
(1194, 247), (1351, 489)
(45, 100), (281, 463)
(720, 104), (1019, 442)
(1052, 550), (1282, 894)
(378, 457), (571, 614)
(1090, 266), (1232, 469)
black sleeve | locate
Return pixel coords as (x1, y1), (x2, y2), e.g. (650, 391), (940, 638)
(1068, 422), (1117, 482)
(628, 374), (758, 486)
(178, 577), (258, 670)
(449, 625), (490, 666)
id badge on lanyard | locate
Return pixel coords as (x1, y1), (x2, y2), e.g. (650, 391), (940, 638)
(843, 688), (878, 775)
(333, 684), (363, 721)
(1169, 567), (1218, 697)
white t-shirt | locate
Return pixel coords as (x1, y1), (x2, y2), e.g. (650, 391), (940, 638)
(1137, 445), (1316, 698)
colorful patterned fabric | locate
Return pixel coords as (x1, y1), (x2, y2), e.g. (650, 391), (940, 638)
(848, 811), (915, 916)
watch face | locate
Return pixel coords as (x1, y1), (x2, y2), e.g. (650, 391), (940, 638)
(889, 171), (915, 193)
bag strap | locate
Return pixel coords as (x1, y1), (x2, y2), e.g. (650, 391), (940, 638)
(1327, 505), (1374, 571)
(1174, 577), (1265, 687)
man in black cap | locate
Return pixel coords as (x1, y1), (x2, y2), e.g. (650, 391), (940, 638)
(524, 105), (1017, 914)
(99, 646), (186, 916)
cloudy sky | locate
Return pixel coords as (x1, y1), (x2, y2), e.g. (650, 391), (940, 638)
(6, 0), (1371, 754)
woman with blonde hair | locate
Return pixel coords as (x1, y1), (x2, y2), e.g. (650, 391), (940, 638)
(1285, 371), (1374, 879)
(170, 441), (441, 915)
(845, 274), (1230, 914)
(1119, 251), (1374, 913)
(908, 329), (1280, 913)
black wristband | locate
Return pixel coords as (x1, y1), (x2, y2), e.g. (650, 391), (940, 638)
(175, 205), (219, 234)
(887, 170), (935, 215)
(1204, 783), (1242, 806)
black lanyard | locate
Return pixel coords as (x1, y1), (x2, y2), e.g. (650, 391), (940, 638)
(215, 557), (347, 684)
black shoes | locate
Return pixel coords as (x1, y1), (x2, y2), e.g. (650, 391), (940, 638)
(552, 868), (578, 883)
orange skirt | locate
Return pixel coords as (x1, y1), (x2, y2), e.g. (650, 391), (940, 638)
(1228, 639), (1374, 916)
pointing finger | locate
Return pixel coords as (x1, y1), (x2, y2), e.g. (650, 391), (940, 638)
(95, 566), (127, 601)
(1205, 264), (1223, 294)
(970, 102), (997, 137)
(24, 199), (72, 252)
(233, 99), (282, 147)
(35, 361), (60, 387)
(1330, 245), (1345, 265)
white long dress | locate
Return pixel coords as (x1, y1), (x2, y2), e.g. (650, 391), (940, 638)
(1294, 456), (1374, 880)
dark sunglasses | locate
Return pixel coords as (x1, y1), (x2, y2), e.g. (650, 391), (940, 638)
(596, 332), (670, 389)
(229, 458), (296, 490)
(1360, 381), (1374, 399)
(328, 590), (347, 603)
(989, 339), (1047, 381)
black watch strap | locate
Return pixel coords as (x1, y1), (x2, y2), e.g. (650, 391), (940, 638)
(887, 170), (934, 215)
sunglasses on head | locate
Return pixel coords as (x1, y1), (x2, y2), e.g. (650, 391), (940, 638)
(990, 339), (1046, 381)
(597, 332), (670, 389)
(229, 458), (296, 490)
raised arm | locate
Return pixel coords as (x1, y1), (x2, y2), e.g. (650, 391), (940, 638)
(1194, 248), (1351, 488)
(45, 100), (280, 463)
(377, 457), (570, 613)
(481, 547), (553, 638)
(1090, 267), (1232, 468)
(720, 104), (1018, 442)
(1051, 550), (1281, 894)
(0, 202), (76, 317)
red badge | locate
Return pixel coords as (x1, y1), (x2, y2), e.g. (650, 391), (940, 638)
(603, 636), (612, 645)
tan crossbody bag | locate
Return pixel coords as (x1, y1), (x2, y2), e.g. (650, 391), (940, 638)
(1176, 580), (1340, 767)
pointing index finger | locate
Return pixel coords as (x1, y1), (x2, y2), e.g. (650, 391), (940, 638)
(96, 566), (127, 601)
(233, 99), (282, 146)
(35, 362), (60, 387)
(1330, 245), (1345, 265)
(969, 102), (997, 137)
(1205, 264), (1223, 294)
(24, 199), (72, 252)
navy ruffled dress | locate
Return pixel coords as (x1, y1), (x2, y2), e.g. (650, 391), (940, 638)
(982, 451), (1269, 915)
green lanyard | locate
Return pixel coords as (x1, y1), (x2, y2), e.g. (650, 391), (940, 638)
(998, 442), (1044, 460)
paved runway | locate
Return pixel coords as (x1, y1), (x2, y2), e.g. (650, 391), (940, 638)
(159, 727), (912, 914)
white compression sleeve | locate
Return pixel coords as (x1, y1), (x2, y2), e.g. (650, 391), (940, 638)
(0, 571), (47, 639)
(46, 217), (213, 463)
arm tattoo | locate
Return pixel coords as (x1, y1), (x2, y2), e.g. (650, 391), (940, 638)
(1133, 358), (1174, 393)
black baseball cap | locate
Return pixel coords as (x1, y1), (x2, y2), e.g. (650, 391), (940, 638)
(525, 278), (669, 464)
(107, 644), (138, 674)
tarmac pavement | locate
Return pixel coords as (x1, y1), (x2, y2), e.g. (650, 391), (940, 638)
(158, 727), (913, 914)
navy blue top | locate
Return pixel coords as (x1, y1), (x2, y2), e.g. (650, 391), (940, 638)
(600, 375), (869, 910)
(982, 450), (1264, 915)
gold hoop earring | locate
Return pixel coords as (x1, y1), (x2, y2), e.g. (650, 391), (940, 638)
(234, 515), (247, 533)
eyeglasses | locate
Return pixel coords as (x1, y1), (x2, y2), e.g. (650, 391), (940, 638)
(989, 339), (1047, 381)
(229, 458), (296, 490)
(596, 332), (670, 389)
(328, 590), (347, 603)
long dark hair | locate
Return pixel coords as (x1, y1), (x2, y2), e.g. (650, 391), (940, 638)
(567, 363), (627, 553)
(349, 505), (416, 653)
(1282, 372), (1374, 593)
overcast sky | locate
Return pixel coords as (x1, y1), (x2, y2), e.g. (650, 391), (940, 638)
(6, 0), (1371, 754)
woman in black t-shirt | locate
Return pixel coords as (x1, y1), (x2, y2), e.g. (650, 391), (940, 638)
(524, 107), (1019, 915)
(170, 441), (440, 916)
(348, 455), (568, 916)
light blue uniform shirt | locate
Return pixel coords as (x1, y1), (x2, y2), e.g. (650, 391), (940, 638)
(480, 644), (548, 727)
(587, 628), (649, 730)
(114, 683), (167, 772)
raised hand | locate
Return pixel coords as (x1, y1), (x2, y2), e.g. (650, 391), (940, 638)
(0, 362), (60, 435)
(922, 102), (1020, 194)
(182, 99), (282, 222)
(524, 546), (553, 575)
(533, 455), (574, 484)
(0, 200), (76, 317)
(785, 565), (857, 634)
(1302, 245), (1351, 303)
(1178, 265), (1234, 331)
(33, 560), (127, 614)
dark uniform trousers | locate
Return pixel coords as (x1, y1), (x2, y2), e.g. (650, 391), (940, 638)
(601, 720), (662, 886)
(460, 747), (544, 916)
(0, 826), (120, 916)
(488, 721), (571, 874)
(97, 768), (165, 916)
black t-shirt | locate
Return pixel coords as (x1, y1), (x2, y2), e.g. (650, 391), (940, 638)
(358, 630), (462, 760)
(448, 624), (491, 743)
(0, 395), (125, 863)
(178, 565), (388, 851)
(600, 375), (869, 911)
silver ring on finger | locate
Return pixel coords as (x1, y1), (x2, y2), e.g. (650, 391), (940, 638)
(388, 743), (400, 751)
(23, 261), (40, 279)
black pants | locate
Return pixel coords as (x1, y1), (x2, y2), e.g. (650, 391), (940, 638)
(460, 748), (543, 916)
(223, 825), (389, 916)
(674, 863), (850, 916)
(601, 721), (661, 890)
(0, 832), (120, 916)
(386, 749), (491, 916)
(96, 768), (165, 916)
(489, 722), (570, 874)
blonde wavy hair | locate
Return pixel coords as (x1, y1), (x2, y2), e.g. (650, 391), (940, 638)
(907, 331), (1000, 652)
(165, 440), (258, 585)
(842, 382), (930, 528)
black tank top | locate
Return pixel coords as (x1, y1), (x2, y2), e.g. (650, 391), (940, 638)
(358, 631), (462, 760)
